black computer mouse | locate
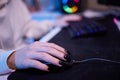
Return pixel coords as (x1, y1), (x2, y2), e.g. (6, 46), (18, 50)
(46, 50), (73, 72)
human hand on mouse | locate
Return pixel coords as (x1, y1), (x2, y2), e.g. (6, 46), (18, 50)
(7, 42), (69, 71)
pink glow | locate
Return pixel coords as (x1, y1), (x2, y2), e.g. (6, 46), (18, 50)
(113, 18), (117, 24)
(74, 0), (80, 3)
(113, 17), (120, 31)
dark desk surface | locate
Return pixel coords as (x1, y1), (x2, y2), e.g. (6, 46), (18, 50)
(8, 16), (120, 80)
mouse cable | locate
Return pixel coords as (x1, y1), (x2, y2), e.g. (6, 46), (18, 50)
(72, 58), (120, 64)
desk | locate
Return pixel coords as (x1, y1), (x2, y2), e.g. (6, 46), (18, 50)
(8, 16), (120, 80)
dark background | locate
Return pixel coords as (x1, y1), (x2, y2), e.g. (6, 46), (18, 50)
(98, 0), (120, 7)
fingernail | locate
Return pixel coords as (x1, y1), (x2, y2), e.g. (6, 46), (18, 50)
(64, 54), (71, 62)
(59, 61), (64, 66)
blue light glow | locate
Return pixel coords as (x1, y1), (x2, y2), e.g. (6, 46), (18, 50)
(62, 0), (68, 4)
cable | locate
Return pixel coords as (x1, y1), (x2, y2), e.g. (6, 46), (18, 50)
(72, 58), (120, 64)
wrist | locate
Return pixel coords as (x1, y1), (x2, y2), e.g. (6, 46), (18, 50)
(7, 51), (16, 70)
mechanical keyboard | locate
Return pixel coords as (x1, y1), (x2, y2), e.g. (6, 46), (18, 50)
(68, 18), (107, 38)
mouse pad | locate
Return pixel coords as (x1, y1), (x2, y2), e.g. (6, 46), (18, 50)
(8, 61), (120, 80)
(8, 17), (120, 80)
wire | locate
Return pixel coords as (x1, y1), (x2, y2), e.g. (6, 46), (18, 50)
(72, 58), (120, 64)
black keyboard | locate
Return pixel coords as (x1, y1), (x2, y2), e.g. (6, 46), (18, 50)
(68, 18), (107, 38)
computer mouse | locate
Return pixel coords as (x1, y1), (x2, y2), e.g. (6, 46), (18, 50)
(45, 50), (73, 72)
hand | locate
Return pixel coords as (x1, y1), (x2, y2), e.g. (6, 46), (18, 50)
(24, 20), (54, 39)
(7, 42), (67, 71)
(25, 14), (81, 39)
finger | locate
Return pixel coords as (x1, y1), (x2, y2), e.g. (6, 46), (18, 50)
(31, 52), (62, 67)
(32, 42), (66, 53)
(33, 46), (66, 60)
(41, 42), (66, 53)
(55, 20), (69, 27)
(27, 59), (49, 71)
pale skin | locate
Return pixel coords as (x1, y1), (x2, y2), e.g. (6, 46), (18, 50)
(7, 42), (67, 71)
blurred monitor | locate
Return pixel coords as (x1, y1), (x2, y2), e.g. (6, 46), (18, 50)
(98, 0), (120, 7)
(97, 0), (120, 16)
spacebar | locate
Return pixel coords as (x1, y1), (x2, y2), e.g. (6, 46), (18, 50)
(39, 27), (62, 42)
